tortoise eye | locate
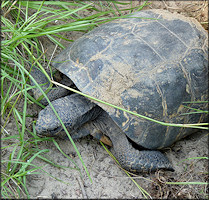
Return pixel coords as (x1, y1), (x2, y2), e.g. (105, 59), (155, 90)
(49, 127), (62, 136)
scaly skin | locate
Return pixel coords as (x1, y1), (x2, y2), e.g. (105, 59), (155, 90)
(35, 93), (102, 137)
(92, 111), (174, 172)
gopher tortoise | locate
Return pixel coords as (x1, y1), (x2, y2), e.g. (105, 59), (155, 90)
(31, 9), (208, 172)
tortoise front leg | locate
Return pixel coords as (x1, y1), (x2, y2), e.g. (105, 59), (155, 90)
(93, 112), (174, 173)
(35, 93), (103, 137)
(61, 121), (112, 146)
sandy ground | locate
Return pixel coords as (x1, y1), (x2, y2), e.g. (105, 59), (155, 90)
(2, 1), (208, 199)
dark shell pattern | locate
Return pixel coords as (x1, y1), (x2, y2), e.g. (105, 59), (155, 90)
(52, 9), (208, 149)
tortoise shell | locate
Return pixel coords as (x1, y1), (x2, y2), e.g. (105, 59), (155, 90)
(52, 9), (208, 149)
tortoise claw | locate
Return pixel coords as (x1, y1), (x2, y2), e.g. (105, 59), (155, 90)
(91, 129), (112, 146)
(100, 135), (112, 146)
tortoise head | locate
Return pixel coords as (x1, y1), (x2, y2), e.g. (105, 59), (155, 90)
(35, 106), (62, 137)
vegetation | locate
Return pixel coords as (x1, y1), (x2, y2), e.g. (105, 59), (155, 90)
(1, 1), (150, 198)
(1, 1), (208, 199)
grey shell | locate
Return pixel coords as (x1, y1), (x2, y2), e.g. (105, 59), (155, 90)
(52, 9), (208, 149)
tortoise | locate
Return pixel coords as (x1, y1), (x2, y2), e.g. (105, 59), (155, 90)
(31, 9), (208, 172)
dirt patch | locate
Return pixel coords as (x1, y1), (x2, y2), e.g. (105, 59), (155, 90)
(2, 1), (208, 199)
(24, 129), (208, 199)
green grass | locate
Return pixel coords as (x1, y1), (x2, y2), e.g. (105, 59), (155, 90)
(1, 1), (151, 198)
(1, 0), (208, 199)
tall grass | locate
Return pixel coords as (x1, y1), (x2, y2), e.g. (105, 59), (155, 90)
(1, 1), (151, 198)
(1, 0), (208, 199)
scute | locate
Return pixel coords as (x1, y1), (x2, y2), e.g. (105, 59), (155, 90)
(70, 35), (111, 64)
(132, 20), (189, 62)
(180, 49), (208, 95)
(52, 9), (208, 149)
(111, 33), (163, 69)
